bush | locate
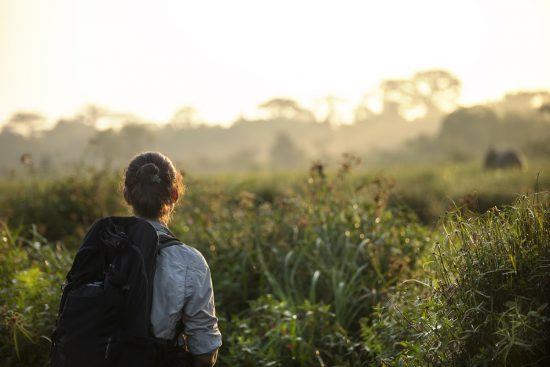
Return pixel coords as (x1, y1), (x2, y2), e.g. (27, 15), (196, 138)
(0, 159), (431, 366)
(171, 159), (430, 364)
(0, 170), (124, 242)
(1, 162), (548, 366)
(364, 194), (550, 366)
(224, 295), (365, 366)
(0, 223), (72, 367)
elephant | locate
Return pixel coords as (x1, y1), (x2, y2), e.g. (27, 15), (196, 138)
(484, 148), (525, 170)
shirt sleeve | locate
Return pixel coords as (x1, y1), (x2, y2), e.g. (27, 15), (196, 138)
(182, 254), (222, 355)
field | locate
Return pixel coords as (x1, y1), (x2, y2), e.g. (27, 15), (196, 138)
(1, 158), (549, 366)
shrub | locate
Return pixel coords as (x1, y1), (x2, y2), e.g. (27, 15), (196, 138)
(224, 295), (366, 366)
(364, 194), (550, 366)
(0, 160), (430, 366)
(0, 223), (72, 367)
(2, 163), (547, 366)
(0, 170), (124, 242)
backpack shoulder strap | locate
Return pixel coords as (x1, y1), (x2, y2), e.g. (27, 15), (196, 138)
(158, 233), (181, 251)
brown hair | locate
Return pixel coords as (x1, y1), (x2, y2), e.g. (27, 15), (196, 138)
(123, 152), (184, 223)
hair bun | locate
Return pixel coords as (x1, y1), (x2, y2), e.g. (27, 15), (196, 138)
(137, 163), (160, 180)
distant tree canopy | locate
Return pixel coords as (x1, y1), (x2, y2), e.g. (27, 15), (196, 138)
(317, 95), (350, 126)
(259, 98), (316, 122)
(1, 69), (549, 174)
(500, 91), (550, 112)
(439, 106), (499, 148)
(4, 112), (45, 136)
(270, 131), (306, 169)
(353, 93), (377, 124)
(88, 123), (155, 167)
(68, 105), (142, 130)
(380, 69), (461, 121)
(76, 105), (111, 127)
(170, 106), (201, 129)
(400, 102), (550, 164)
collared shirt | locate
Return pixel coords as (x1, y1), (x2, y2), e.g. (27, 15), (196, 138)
(147, 219), (222, 355)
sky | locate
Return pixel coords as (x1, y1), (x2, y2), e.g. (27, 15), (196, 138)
(1, 0), (549, 126)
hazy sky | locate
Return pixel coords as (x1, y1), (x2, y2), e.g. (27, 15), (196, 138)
(1, 0), (549, 125)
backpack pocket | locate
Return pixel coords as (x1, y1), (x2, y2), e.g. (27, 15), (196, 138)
(53, 282), (117, 367)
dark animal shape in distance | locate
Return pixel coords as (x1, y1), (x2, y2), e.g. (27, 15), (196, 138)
(484, 148), (525, 170)
(20, 153), (33, 166)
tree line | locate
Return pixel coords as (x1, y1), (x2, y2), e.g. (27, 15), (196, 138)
(1, 69), (549, 175)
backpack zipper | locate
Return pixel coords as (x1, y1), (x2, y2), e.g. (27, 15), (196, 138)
(104, 337), (112, 359)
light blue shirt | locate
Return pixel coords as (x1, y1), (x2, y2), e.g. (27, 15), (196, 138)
(147, 219), (222, 355)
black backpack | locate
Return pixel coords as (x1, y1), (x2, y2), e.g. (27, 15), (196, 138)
(50, 216), (188, 367)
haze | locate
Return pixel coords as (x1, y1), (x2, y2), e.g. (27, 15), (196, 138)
(1, 0), (549, 125)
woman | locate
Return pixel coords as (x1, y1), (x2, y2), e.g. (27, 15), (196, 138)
(123, 151), (221, 367)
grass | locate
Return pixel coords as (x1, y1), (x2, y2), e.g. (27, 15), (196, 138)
(0, 223), (72, 366)
(363, 193), (550, 366)
(0, 160), (549, 366)
(433, 193), (550, 365)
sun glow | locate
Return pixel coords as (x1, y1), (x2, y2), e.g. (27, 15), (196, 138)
(0, 0), (549, 126)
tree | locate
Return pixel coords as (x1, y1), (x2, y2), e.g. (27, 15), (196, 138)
(353, 93), (377, 124)
(76, 105), (111, 127)
(75, 105), (141, 130)
(380, 79), (416, 121)
(88, 123), (156, 168)
(501, 91), (550, 112)
(88, 129), (120, 167)
(412, 69), (461, 117)
(379, 69), (461, 121)
(4, 112), (45, 136)
(318, 95), (344, 126)
(438, 106), (499, 156)
(270, 132), (306, 169)
(259, 98), (315, 122)
(170, 106), (201, 129)
(119, 123), (155, 156)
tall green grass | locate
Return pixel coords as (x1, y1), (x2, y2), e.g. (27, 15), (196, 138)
(0, 159), (429, 366)
(364, 193), (550, 366)
(0, 223), (72, 366)
(0, 161), (548, 366)
(214, 162), (429, 366)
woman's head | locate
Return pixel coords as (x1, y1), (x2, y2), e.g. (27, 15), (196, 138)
(123, 152), (184, 223)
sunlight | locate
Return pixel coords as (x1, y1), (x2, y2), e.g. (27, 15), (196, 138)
(0, 0), (549, 125)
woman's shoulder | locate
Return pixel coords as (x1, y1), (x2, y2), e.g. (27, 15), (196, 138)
(161, 242), (210, 271)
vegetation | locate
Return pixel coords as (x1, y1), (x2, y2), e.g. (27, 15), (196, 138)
(2, 72), (548, 174)
(0, 225), (71, 366)
(364, 194), (550, 366)
(0, 157), (548, 366)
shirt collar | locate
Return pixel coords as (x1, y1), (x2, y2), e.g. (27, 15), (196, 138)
(136, 216), (170, 234)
